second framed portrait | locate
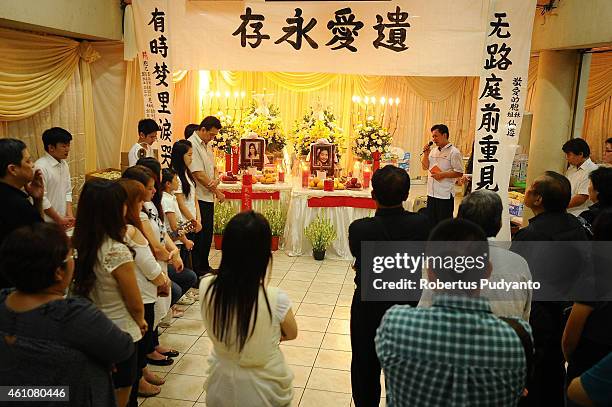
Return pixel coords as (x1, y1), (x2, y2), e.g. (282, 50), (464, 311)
(310, 144), (336, 177)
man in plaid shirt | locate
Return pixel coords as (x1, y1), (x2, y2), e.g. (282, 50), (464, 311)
(375, 219), (531, 406)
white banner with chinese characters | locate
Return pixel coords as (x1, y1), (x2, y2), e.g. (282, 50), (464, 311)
(133, 0), (174, 167)
(131, 0), (495, 76)
(471, 0), (536, 240)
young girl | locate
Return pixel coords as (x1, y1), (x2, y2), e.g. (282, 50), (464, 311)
(161, 168), (195, 255)
(171, 140), (202, 271)
(200, 211), (298, 407)
(72, 179), (146, 407)
(117, 178), (170, 398)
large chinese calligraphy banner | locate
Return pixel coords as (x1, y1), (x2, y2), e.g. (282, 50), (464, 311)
(133, 0), (174, 167)
(155, 0), (491, 76)
(472, 0), (536, 240)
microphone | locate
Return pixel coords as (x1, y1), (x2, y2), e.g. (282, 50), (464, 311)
(420, 141), (433, 156)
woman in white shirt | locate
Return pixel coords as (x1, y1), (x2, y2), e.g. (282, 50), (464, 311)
(72, 179), (146, 407)
(171, 140), (202, 270)
(123, 164), (184, 365)
(200, 211), (298, 407)
(118, 178), (171, 398)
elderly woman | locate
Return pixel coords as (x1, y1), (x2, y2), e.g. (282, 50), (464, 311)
(0, 223), (134, 407)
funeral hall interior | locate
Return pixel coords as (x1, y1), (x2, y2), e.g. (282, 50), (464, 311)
(1, 0), (612, 406)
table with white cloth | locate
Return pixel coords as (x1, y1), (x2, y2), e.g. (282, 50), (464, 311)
(283, 183), (428, 260)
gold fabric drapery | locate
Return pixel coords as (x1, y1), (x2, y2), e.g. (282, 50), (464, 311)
(196, 71), (479, 172)
(0, 27), (101, 178)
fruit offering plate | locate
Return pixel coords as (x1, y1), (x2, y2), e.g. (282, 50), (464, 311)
(308, 186), (324, 190)
(346, 187), (363, 191)
(221, 180), (238, 184)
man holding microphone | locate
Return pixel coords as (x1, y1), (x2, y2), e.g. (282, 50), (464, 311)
(421, 124), (464, 226)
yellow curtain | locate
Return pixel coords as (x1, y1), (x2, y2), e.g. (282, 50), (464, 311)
(121, 60), (144, 157)
(172, 71), (200, 140)
(0, 28), (82, 121)
(196, 71), (478, 173)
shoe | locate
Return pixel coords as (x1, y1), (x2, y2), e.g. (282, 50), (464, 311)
(159, 349), (180, 358)
(159, 311), (172, 328)
(138, 384), (161, 397)
(177, 295), (196, 306)
(159, 320), (171, 328)
(187, 290), (199, 301)
(146, 356), (174, 366)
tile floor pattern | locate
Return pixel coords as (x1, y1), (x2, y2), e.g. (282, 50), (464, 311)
(138, 249), (386, 407)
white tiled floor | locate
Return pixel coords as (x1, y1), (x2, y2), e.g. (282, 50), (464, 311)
(138, 249), (386, 406)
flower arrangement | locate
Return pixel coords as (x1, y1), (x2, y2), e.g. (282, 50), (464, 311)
(304, 215), (337, 253)
(208, 112), (241, 153)
(352, 116), (392, 161)
(242, 102), (286, 153)
(263, 204), (287, 238)
(290, 108), (345, 156)
(213, 201), (236, 235)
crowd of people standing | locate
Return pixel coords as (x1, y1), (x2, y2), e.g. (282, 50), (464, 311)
(0, 119), (611, 406)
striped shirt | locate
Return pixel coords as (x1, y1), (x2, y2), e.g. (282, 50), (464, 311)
(375, 294), (530, 407)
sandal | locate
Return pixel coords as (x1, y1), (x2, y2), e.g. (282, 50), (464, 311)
(138, 385), (161, 398)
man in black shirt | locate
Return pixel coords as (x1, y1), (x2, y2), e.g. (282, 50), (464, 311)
(348, 165), (430, 407)
(0, 138), (44, 288)
(512, 171), (588, 407)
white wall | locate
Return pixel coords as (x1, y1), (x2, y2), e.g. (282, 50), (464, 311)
(0, 0), (122, 40)
(531, 0), (612, 51)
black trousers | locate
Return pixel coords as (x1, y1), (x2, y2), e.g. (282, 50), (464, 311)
(193, 200), (214, 273)
(350, 290), (409, 407)
(426, 195), (454, 227)
(128, 303), (155, 406)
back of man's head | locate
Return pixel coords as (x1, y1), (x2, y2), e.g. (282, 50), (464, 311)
(42, 127), (72, 152)
(533, 171), (571, 213)
(590, 166), (612, 206)
(184, 123), (199, 139)
(199, 116), (222, 131)
(426, 218), (490, 285)
(138, 119), (160, 137)
(0, 138), (26, 178)
(371, 165), (410, 207)
(457, 190), (502, 237)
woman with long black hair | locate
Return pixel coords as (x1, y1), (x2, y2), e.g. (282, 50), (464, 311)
(171, 140), (203, 273)
(200, 211), (298, 407)
(72, 179), (146, 407)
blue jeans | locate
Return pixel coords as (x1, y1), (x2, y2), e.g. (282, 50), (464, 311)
(167, 264), (198, 306)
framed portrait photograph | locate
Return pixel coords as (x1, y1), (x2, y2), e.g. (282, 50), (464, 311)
(310, 144), (336, 177)
(240, 138), (265, 170)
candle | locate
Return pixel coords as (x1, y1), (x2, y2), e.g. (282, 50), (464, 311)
(301, 163), (310, 188)
(363, 166), (372, 188)
(277, 164), (285, 183)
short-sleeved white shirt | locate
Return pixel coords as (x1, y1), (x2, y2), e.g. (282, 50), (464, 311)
(176, 176), (197, 220)
(125, 226), (161, 304)
(566, 158), (599, 216)
(128, 142), (154, 167)
(35, 152), (72, 222)
(90, 237), (142, 342)
(187, 133), (215, 202)
(161, 192), (184, 244)
(427, 143), (464, 199)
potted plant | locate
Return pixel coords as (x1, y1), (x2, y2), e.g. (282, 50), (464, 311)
(263, 203), (287, 251)
(213, 201), (235, 250)
(304, 215), (337, 260)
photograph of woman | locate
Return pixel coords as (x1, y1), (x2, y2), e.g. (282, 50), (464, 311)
(247, 143), (259, 160)
(316, 148), (330, 167)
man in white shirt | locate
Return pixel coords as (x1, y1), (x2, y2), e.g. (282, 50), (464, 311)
(418, 190), (532, 320)
(187, 116), (224, 275)
(128, 119), (160, 166)
(35, 127), (74, 228)
(420, 124), (464, 226)
(563, 138), (599, 216)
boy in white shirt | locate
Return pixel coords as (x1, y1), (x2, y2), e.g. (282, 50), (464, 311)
(35, 127), (74, 228)
(128, 119), (160, 166)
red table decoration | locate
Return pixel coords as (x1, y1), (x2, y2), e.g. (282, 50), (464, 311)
(307, 196), (377, 210)
(232, 146), (240, 174)
(372, 151), (381, 173)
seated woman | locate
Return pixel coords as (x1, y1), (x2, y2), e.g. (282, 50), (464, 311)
(0, 223), (134, 407)
(200, 211), (298, 407)
(578, 166), (612, 237)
